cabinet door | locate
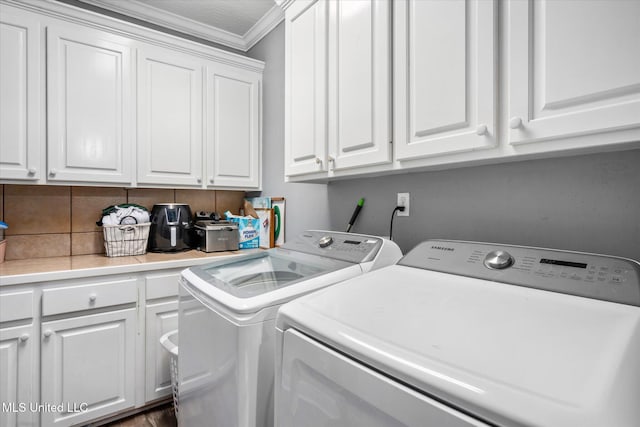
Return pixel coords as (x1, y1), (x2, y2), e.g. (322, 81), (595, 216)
(284, 0), (328, 176)
(328, 0), (391, 170)
(137, 45), (203, 186)
(0, 324), (36, 427)
(47, 25), (133, 184)
(0, 9), (42, 182)
(41, 309), (136, 426)
(145, 300), (178, 402)
(394, 0), (496, 161)
(206, 64), (261, 188)
(508, 0), (640, 145)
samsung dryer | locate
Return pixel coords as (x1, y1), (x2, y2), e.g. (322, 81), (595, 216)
(177, 230), (402, 427)
(275, 240), (640, 427)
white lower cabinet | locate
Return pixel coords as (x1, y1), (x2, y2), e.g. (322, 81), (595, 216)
(40, 308), (137, 426)
(143, 270), (180, 403)
(145, 300), (178, 402)
(0, 323), (36, 427)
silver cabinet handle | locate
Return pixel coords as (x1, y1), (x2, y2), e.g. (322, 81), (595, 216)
(209, 178), (214, 184)
(509, 117), (523, 129)
(476, 124), (488, 136)
(327, 156), (335, 170)
(49, 169), (57, 177)
(19, 333), (30, 342)
(43, 330), (53, 338)
(89, 293), (97, 303)
(197, 178), (202, 184)
(28, 168), (37, 176)
(315, 157), (322, 165)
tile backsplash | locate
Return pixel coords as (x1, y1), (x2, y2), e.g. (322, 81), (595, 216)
(0, 185), (245, 260)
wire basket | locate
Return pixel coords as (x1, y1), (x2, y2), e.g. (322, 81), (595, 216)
(160, 330), (179, 415)
(102, 223), (151, 257)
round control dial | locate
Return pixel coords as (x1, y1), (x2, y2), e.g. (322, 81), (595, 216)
(318, 236), (334, 248)
(484, 250), (514, 270)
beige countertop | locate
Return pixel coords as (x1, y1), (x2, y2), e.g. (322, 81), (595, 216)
(0, 249), (257, 286)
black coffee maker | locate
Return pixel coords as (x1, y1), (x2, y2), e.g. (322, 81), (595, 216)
(148, 203), (194, 252)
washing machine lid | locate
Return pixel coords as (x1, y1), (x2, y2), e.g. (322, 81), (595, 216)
(278, 265), (640, 427)
(182, 249), (358, 315)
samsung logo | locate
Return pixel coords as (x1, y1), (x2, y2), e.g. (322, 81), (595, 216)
(431, 246), (454, 252)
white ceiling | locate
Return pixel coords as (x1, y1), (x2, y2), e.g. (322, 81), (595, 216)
(78, 0), (285, 51)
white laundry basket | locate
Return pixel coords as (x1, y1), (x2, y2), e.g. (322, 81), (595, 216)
(160, 330), (179, 414)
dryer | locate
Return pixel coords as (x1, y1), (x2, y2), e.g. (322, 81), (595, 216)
(177, 230), (402, 427)
(275, 240), (640, 427)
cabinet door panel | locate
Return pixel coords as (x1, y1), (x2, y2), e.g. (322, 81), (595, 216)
(329, 0), (391, 170)
(41, 309), (136, 426)
(394, 0), (496, 160)
(284, 0), (328, 176)
(0, 10), (41, 181)
(47, 26), (132, 183)
(509, 0), (640, 145)
(145, 300), (178, 402)
(0, 324), (35, 427)
(206, 65), (260, 188)
(138, 46), (203, 186)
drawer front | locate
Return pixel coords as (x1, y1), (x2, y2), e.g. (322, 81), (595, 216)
(145, 271), (181, 300)
(42, 278), (137, 316)
(0, 290), (34, 322)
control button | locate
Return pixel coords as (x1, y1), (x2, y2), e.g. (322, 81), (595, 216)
(318, 236), (334, 248)
(484, 250), (514, 270)
(611, 276), (622, 284)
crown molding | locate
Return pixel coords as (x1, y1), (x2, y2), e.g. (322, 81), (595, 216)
(244, 4), (284, 51)
(2, 0), (265, 72)
(77, 0), (283, 51)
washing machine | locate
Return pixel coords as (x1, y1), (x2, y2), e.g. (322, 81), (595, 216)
(275, 240), (640, 427)
(177, 230), (402, 427)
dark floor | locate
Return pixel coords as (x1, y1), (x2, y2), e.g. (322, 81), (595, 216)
(102, 404), (177, 427)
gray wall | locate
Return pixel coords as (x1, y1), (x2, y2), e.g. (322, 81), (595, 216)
(328, 149), (640, 260)
(248, 23), (331, 238)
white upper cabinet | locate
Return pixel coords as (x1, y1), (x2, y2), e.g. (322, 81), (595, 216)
(47, 25), (133, 184)
(284, 0), (328, 176)
(1, 1), (263, 190)
(508, 0), (640, 146)
(284, 0), (391, 177)
(0, 8), (42, 181)
(394, 0), (497, 161)
(137, 45), (203, 187)
(205, 64), (261, 188)
(328, 0), (391, 170)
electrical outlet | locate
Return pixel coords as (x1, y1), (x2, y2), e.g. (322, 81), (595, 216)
(397, 192), (410, 217)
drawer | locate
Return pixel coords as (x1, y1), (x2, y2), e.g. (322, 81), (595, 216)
(42, 278), (137, 316)
(145, 272), (181, 300)
(0, 290), (34, 322)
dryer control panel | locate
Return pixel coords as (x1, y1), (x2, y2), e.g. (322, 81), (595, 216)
(280, 230), (384, 264)
(399, 240), (640, 307)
